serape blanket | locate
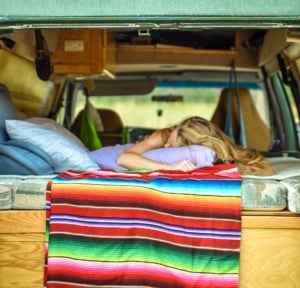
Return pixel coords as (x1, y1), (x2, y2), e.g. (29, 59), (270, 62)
(45, 164), (242, 288)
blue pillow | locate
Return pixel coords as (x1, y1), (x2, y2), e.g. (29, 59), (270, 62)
(6, 119), (99, 173)
(0, 140), (55, 175)
(0, 84), (17, 143)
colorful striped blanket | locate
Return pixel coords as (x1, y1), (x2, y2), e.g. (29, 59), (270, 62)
(45, 164), (242, 288)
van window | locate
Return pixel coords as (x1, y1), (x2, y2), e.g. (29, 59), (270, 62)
(283, 83), (300, 145)
(85, 79), (267, 130)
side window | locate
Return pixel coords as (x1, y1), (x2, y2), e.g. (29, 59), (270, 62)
(269, 72), (299, 151)
(284, 83), (300, 147)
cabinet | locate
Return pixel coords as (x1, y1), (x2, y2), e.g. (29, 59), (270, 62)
(51, 29), (115, 77)
(1, 210), (300, 287)
(116, 30), (258, 69)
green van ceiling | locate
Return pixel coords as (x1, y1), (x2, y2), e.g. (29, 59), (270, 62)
(0, 0), (300, 29)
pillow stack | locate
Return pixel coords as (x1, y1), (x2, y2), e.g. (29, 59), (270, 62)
(5, 118), (99, 173)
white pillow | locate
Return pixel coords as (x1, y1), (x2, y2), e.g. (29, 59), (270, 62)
(26, 117), (87, 150)
(5, 119), (99, 173)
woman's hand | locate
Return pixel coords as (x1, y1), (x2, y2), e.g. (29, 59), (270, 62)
(117, 126), (196, 172)
(166, 160), (196, 172)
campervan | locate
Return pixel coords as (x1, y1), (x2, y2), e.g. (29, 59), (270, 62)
(0, 1), (300, 287)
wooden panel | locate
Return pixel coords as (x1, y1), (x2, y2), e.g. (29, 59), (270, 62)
(240, 228), (300, 288)
(0, 233), (44, 242)
(116, 30), (258, 69)
(118, 44), (237, 55)
(117, 48), (257, 69)
(242, 215), (300, 229)
(51, 29), (115, 75)
(0, 240), (45, 288)
(52, 64), (91, 74)
(0, 211), (46, 234)
(0, 211), (45, 288)
(258, 29), (289, 67)
(1, 210), (300, 287)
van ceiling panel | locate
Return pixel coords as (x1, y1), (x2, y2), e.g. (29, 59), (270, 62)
(1, 0), (300, 29)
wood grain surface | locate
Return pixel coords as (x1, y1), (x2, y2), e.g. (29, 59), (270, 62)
(1, 210), (300, 288)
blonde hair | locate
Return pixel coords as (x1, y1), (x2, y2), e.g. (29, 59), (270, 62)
(175, 116), (274, 176)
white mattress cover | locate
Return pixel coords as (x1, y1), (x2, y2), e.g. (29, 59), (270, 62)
(243, 157), (300, 180)
(243, 157), (300, 212)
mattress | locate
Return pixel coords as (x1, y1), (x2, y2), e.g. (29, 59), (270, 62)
(0, 184), (12, 209)
(241, 178), (286, 211)
(0, 175), (55, 210)
(0, 177), (21, 209)
(282, 176), (300, 213)
(242, 156), (300, 213)
(0, 156), (299, 212)
(2, 179), (287, 211)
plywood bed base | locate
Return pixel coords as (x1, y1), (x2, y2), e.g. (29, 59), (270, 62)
(0, 210), (300, 288)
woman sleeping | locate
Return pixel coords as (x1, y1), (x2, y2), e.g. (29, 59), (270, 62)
(4, 115), (274, 175)
(90, 116), (275, 176)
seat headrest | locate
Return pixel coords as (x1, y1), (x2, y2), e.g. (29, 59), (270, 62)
(0, 84), (17, 142)
(97, 108), (123, 133)
(211, 87), (271, 151)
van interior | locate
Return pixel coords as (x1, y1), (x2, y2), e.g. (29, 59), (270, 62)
(1, 3), (300, 287)
(1, 28), (299, 154)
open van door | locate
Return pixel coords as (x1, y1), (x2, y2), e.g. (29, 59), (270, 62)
(1, 2), (300, 288)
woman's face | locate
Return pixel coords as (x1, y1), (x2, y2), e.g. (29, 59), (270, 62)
(164, 128), (180, 147)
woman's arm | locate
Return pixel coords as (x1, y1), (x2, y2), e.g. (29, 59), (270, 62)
(117, 129), (196, 171)
(117, 129), (166, 169)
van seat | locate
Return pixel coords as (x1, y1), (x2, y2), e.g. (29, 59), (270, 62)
(211, 87), (271, 151)
(97, 108), (126, 146)
(71, 108), (126, 147)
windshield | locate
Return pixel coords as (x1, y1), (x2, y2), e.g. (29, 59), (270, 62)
(80, 79), (268, 130)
